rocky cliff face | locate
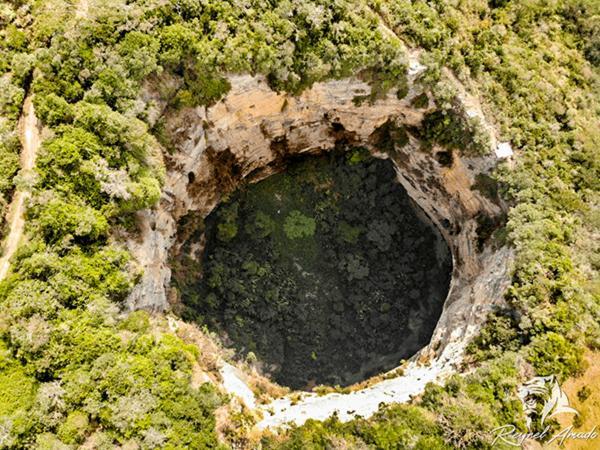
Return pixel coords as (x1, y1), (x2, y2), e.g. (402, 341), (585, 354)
(125, 55), (513, 378)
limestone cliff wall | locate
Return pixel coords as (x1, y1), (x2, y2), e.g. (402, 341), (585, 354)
(125, 60), (513, 363)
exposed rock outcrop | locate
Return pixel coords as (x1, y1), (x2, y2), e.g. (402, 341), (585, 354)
(125, 56), (514, 424)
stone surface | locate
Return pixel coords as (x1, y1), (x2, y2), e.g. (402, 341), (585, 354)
(124, 57), (514, 423)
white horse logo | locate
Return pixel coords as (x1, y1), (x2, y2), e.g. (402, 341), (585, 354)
(518, 375), (578, 429)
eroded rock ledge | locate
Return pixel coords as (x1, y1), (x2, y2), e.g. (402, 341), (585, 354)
(124, 60), (514, 424)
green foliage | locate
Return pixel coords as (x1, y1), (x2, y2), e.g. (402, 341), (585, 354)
(35, 115), (162, 215)
(266, 404), (451, 450)
(216, 202), (239, 242)
(419, 355), (524, 448)
(346, 147), (370, 165)
(421, 108), (490, 156)
(175, 71), (231, 108)
(527, 332), (584, 380)
(247, 211), (276, 238)
(184, 151), (450, 389)
(369, 120), (409, 153)
(374, 0), (598, 379)
(562, 2), (600, 67)
(270, 0), (599, 443)
(0, 74), (25, 122)
(283, 210), (316, 240)
(411, 92), (430, 109)
(472, 173), (499, 200)
(577, 385), (592, 402)
(118, 310), (150, 333)
(57, 411), (89, 445)
(0, 278), (224, 447)
(337, 221), (361, 244)
(467, 311), (523, 361)
(151, 0), (408, 97)
(73, 102), (145, 154)
(0, 0), (597, 446)
(0, 341), (37, 447)
(0, 1), (231, 446)
(116, 31), (160, 81)
(30, 194), (109, 244)
(0, 341), (37, 416)
(33, 93), (73, 127)
(0, 144), (19, 193)
(158, 23), (197, 68)
(217, 222), (238, 242)
(4, 24), (27, 51)
(9, 52), (34, 87)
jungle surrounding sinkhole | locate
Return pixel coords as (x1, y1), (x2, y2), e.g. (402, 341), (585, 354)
(181, 148), (452, 389)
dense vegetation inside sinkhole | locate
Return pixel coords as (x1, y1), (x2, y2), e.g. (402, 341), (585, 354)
(183, 148), (452, 389)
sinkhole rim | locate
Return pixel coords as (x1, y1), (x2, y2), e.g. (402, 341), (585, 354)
(177, 148), (455, 390)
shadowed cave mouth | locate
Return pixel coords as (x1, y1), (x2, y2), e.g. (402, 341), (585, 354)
(182, 148), (452, 390)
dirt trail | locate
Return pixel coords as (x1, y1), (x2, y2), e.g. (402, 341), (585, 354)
(0, 96), (39, 281)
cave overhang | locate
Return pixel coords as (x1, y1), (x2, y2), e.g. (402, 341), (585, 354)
(124, 55), (514, 426)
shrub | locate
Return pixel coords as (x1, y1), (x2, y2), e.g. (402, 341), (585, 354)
(34, 94), (73, 127)
(118, 310), (150, 333)
(31, 195), (109, 243)
(283, 210), (316, 239)
(217, 222), (238, 242)
(250, 211), (276, 238)
(0, 143), (19, 193)
(0, 75), (24, 121)
(337, 221), (361, 244)
(527, 332), (584, 380)
(116, 31), (160, 81)
(57, 411), (89, 444)
(421, 108), (489, 156)
(467, 310), (523, 361)
(577, 385), (591, 403)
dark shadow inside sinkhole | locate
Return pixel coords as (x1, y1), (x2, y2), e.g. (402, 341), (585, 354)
(182, 148), (452, 390)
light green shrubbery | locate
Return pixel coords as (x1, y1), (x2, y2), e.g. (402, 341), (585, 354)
(0, 0), (597, 447)
(283, 210), (316, 240)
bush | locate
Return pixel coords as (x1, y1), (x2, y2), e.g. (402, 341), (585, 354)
(421, 108), (489, 156)
(283, 210), (316, 239)
(577, 385), (591, 403)
(0, 143), (19, 193)
(118, 310), (150, 333)
(0, 75), (24, 121)
(31, 195), (109, 243)
(249, 211), (276, 238)
(527, 332), (584, 380)
(34, 93), (74, 127)
(467, 311), (523, 361)
(57, 411), (89, 445)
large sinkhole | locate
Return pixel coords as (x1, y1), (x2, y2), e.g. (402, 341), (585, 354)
(182, 148), (452, 390)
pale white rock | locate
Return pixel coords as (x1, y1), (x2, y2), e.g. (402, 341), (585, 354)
(220, 362), (257, 410)
(496, 142), (514, 159)
(257, 245), (513, 428)
(406, 49), (427, 80)
(258, 351), (452, 428)
(125, 69), (513, 429)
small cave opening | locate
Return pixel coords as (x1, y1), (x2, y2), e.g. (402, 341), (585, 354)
(180, 147), (452, 390)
